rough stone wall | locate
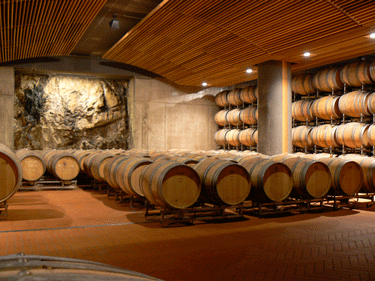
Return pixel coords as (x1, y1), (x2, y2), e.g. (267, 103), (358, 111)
(14, 72), (129, 150)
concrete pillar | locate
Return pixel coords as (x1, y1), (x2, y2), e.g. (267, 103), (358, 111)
(0, 67), (14, 149)
(257, 60), (291, 155)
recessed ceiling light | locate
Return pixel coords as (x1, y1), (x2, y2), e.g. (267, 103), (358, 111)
(370, 33), (375, 39)
(303, 52), (311, 57)
(246, 68), (253, 73)
(202, 82), (207, 87)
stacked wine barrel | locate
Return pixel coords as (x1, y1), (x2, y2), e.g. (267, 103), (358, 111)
(292, 60), (375, 153)
(214, 86), (258, 149)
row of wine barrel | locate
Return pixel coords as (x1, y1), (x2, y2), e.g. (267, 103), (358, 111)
(214, 128), (258, 147)
(215, 106), (258, 126)
(215, 85), (258, 107)
(75, 149), (375, 205)
(292, 123), (375, 149)
(15, 149), (80, 182)
(292, 90), (375, 121)
(292, 60), (375, 95)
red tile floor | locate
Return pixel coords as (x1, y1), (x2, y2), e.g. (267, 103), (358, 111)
(0, 188), (375, 281)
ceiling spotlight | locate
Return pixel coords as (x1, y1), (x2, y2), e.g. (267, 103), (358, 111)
(303, 52), (311, 57)
(246, 68), (253, 73)
(370, 33), (375, 39)
(202, 82), (207, 87)
(109, 14), (119, 29)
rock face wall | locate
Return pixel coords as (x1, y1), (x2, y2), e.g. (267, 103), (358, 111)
(14, 73), (129, 150)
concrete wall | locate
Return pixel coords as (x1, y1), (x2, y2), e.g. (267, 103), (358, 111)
(0, 67), (14, 149)
(129, 77), (219, 151)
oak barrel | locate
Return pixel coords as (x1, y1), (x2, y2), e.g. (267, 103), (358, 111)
(43, 151), (80, 181)
(227, 89), (243, 106)
(193, 159), (250, 205)
(239, 106), (258, 125)
(238, 128), (257, 147)
(241, 158), (293, 202)
(120, 157), (153, 197)
(16, 149), (46, 182)
(292, 73), (316, 95)
(89, 153), (115, 182)
(103, 155), (132, 189)
(214, 129), (229, 146)
(141, 160), (201, 209)
(338, 90), (371, 117)
(366, 92), (375, 114)
(310, 125), (340, 148)
(240, 85), (257, 103)
(340, 61), (373, 87)
(0, 144), (23, 203)
(340, 155), (375, 193)
(314, 157), (363, 196)
(313, 67), (343, 92)
(214, 110), (229, 126)
(279, 157), (331, 199)
(368, 124), (375, 146)
(215, 90), (230, 107)
(335, 122), (370, 148)
(226, 108), (242, 126)
(292, 99), (314, 121)
(226, 129), (241, 146)
(311, 95), (342, 120)
(292, 126), (313, 148)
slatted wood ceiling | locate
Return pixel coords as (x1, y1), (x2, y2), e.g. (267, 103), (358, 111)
(104, 0), (375, 87)
(0, 0), (106, 63)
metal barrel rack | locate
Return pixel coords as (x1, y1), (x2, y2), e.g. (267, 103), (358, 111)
(145, 202), (244, 227)
(325, 193), (375, 210)
(240, 198), (325, 217)
(20, 178), (77, 191)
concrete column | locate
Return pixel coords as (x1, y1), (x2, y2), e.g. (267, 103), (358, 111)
(0, 67), (14, 149)
(257, 60), (291, 155)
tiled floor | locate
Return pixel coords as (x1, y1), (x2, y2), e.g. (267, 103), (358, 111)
(1, 188), (375, 280)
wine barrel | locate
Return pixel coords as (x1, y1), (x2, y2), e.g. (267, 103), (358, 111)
(241, 158), (292, 202)
(236, 153), (265, 165)
(313, 67), (343, 92)
(72, 150), (93, 172)
(16, 150), (46, 182)
(89, 153), (116, 182)
(310, 125), (340, 148)
(214, 129), (229, 146)
(141, 160), (201, 209)
(240, 85), (257, 104)
(279, 157), (331, 199)
(292, 73), (316, 95)
(43, 151), (80, 181)
(238, 128), (257, 147)
(311, 95), (342, 120)
(226, 129), (241, 146)
(0, 144), (23, 203)
(292, 126), (313, 148)
(239, 106), (258, 125)
(338, 90), (371, 117)
(215, 90), (230, 107)
(315, 157), (363, 196)
(340, 155), (375, 193)
(193, 159), (250, 205)
(226, 108), (242, 126)
(103, 155), (131, 189)
(340, 61), (373, 87)
(335, 122), (370, 148)
(214, 110), (229, 126)
(119, 157), (153, 197)
(82, 151), (102, 176)
(227, 89), (243, 106)
(366, 92), (375, 114)
(292, 99), (314, 121)
(368, 124), (375, 146)
(254, 130), (258, 144)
